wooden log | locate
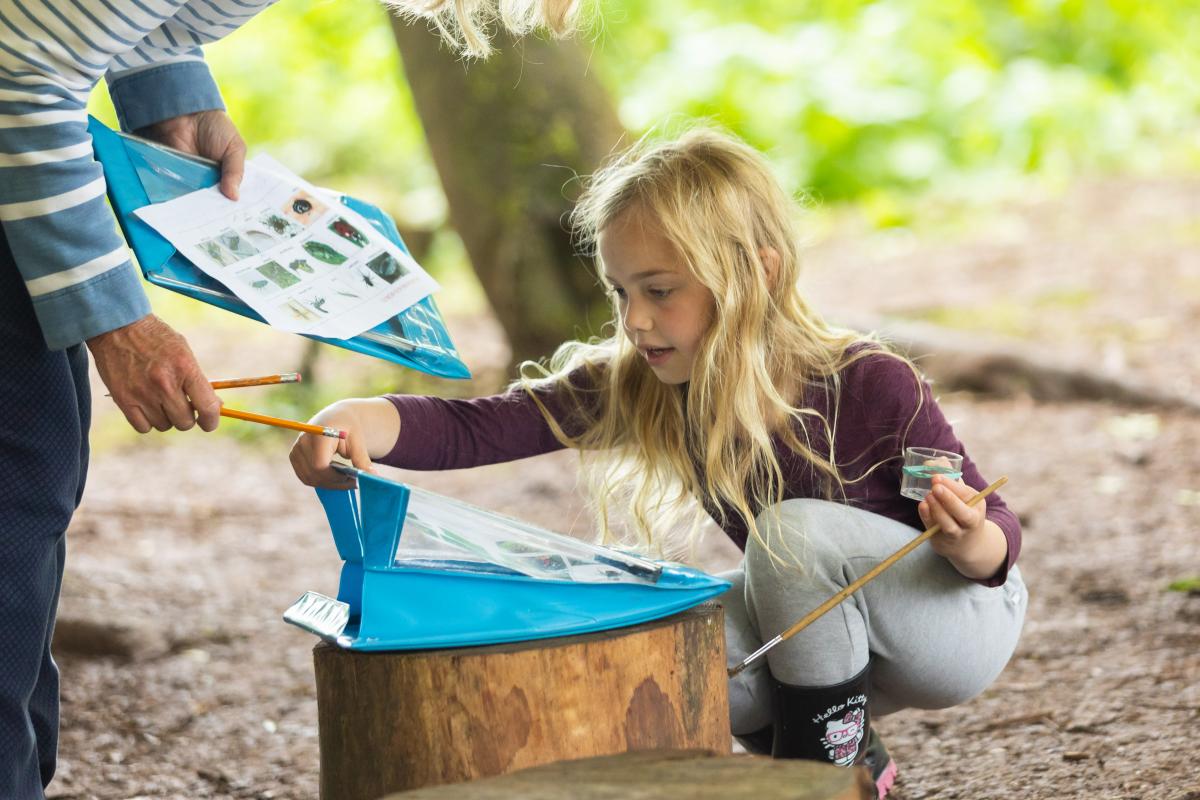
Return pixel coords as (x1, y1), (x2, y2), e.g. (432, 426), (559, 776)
(383, 750), (875, 800)
(314, 604), (729, 800)
(836, 312), (1200, 413)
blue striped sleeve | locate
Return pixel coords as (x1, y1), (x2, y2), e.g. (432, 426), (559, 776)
(0, 75), (149, 348)
(107, 58), (225, 132)
(0, 0), (269, 350)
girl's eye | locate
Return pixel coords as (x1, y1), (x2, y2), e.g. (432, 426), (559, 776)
(609, 287), (627, 300)
(649, 288), (673, 299)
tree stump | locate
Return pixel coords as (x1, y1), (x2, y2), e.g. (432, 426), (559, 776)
(313, 604), (729, 800)
(382, 750), (875, 800)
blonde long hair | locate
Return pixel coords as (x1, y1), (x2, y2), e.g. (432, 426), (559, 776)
(386, 0), (581, 58)
(521, 127), (916, 558)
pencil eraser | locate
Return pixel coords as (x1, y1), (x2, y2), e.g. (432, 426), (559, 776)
(296, 373), (302, 383)
(338, 431), (347, 440)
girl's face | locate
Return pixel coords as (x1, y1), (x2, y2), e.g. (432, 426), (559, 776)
(598, 208), (716, 385)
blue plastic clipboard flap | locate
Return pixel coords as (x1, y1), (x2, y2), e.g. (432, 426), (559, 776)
(321, 464), (411, 570)
(289, 466), (732, 651)
(88, 115), (471, 379)
(357, 472), (411, 570)
(315, 486), (363, 563)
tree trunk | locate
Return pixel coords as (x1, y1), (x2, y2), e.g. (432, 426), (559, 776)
(390, 21), (626, 369)
(313, 604), (729, 800)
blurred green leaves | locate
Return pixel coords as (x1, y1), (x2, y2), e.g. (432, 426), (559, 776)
(600, 0), (1200, 209)
(90, 0), (1200, 220)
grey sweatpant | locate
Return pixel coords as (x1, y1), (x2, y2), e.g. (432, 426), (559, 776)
(722, 498), (1027, 734)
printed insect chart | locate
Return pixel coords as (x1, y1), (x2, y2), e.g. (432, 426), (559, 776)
(135, 155), (438, 340)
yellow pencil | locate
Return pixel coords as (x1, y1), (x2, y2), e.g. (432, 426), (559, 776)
(103, 372), (302, 398)
(220, 406), (345, 439)
(210, 372), (301, 390)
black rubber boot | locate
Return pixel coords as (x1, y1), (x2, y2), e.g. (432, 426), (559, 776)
(769, 662), (898, 797)
(771, 663), (872, 764)
(734, 725), (774, 755)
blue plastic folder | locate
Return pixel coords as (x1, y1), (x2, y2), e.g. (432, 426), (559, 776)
(88, 116), (470, 379)
(282, 466), (730, 650)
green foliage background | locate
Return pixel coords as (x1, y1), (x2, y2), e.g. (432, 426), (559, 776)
(92, 0), (1200, 228)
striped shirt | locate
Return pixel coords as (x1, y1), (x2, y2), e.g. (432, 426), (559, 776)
(0, 0), (277, 350)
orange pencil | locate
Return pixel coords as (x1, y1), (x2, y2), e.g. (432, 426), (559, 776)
(219, 406), (345, 439)
(103, 372), (303, 398)
(211, 372), (301, 390)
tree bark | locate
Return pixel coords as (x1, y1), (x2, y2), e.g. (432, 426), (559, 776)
(390, 21), (626, 368)
(314, 604), (729, 800)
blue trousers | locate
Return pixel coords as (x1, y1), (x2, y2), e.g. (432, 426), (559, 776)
(0, 225), (90, 799)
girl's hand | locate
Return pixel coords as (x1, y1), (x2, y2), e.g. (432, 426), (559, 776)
(919, 474), (986, 550)
(289, 398), (400, 489)
(918, 474), (1006, 580)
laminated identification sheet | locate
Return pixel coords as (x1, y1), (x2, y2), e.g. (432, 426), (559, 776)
(134, 155), (439, 339)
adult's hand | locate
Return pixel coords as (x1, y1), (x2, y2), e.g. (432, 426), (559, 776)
(138, 109), (246, 200)
(86, 315), (222, 433)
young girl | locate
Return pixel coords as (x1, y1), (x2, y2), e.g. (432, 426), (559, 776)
(289, 128), (1027, 798)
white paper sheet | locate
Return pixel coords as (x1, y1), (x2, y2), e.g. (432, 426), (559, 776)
(134, 156), (439, 339)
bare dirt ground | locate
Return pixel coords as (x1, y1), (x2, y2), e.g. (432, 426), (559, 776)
(47, 177), (1199, 799)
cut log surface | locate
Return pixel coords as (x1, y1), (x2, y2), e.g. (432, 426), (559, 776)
(314, 604), (730, 800)
(383, 750), (875, 800)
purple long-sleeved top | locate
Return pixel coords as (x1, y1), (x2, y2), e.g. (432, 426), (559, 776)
(383, 351), (1020, 586)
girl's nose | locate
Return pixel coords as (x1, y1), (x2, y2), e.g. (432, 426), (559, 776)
(624, 303), (653, 333)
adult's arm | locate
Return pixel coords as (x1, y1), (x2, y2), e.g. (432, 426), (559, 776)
(0, 0), (233, 349)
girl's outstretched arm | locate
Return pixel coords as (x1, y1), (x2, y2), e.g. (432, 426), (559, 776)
(290, 399), (401, 489)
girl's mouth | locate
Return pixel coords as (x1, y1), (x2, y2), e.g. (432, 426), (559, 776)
(641, 346), (674, 366)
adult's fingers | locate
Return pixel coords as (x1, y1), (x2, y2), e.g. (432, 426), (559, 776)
(183, 372), (222, 432)
(144, 405), (173, 432)
(218, 135), (246, 200)
(151, 350), (213, 432)
(159, 385), (198, 431)
(121, 403), (153, 435)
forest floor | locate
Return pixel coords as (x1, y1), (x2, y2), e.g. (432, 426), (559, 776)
(47, 176), (1200, 799)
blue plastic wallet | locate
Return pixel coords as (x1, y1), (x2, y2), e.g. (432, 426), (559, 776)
(88, 115), (470, 379)
(283, 467), (730, 650)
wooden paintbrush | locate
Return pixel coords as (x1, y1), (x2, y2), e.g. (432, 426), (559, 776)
(728, 476), (1009, 677)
